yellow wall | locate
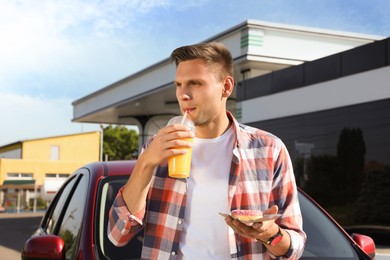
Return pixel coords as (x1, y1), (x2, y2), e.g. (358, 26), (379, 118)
(22, 131), (100, 161)
(0, 159), (90, 186)
(0, 131), (101, 186)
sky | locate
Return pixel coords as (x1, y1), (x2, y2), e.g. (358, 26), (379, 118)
(1, 0), (390, 147)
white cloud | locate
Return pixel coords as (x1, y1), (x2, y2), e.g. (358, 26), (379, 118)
(0, 0), (220, 94)
(0, 0), (197, 146)
(0, 91), (100, 146)
(0, 0), (203, 97)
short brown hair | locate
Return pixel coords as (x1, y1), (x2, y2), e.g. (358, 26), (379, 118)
(170, 42), (233, 81)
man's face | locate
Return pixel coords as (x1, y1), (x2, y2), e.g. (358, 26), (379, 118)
(174, 59), (226, 127)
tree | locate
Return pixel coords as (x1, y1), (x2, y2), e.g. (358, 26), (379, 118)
(103, 125), (139, 160)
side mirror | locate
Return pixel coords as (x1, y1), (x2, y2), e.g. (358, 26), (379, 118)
(351, 233), (376, 259)
(21, 235), (65, 260)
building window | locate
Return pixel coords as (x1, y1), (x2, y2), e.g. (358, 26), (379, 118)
(7, 173), (19, 178)
(45, 173), (70, 180)
(6, 173), (33, 180)
(50, 145), (60, 160)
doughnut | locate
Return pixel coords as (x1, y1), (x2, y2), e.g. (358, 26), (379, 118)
(231, 209), (263, 222)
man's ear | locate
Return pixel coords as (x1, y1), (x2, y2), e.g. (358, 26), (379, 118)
(222, 76), (234, 97)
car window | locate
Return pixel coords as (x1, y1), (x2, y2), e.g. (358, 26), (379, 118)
(96, 177), (143, 260)
(299, 192), (359, 259)
(58, 173), (88, 259)
(45, 175), (78, 234)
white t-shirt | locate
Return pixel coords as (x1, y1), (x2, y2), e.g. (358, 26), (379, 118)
(179, 126), (234, 259)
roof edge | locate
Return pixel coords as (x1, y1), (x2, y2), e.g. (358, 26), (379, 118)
(72, 19), (384, 105)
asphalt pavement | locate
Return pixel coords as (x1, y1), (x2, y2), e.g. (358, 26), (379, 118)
(0, 212), (44, 260)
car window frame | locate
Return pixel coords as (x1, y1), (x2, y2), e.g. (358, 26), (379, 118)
(94, 175), (127, 258)
(39, 174), (80, 234)
(57, 171), (89, 259)
(94, 175), (143, 260)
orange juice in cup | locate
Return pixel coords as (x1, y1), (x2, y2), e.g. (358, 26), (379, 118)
(168, 137), (194, 178)
(167, 114), (195, 178)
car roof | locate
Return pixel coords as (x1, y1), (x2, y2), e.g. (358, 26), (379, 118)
(82, 160), (136, 178)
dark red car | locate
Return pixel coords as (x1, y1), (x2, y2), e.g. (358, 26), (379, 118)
(22, 160), (376, 259)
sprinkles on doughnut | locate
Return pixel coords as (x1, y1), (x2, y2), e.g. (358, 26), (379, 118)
(231, 209), (263, 222)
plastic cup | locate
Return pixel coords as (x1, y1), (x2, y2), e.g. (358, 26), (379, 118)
(167, 115), (195, 178)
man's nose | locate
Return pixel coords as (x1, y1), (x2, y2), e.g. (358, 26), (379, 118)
(177, 88), (191, 101)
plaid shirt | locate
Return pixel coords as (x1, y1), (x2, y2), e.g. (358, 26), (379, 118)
(108, 112), (306, 259)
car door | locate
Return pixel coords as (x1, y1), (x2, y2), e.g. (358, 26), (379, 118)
(39, 170), (89, 259)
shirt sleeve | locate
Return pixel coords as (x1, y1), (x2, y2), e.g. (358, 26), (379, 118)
(107, 187), (145, 247)
(271, 141), (307, 259)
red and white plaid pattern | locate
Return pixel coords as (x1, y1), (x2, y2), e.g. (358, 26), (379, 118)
(108, 112), (306, 259)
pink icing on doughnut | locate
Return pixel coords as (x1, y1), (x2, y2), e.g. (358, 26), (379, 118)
(231, 210), (263, 221)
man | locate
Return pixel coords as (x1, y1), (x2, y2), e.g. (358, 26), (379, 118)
(108, 42), (306, 259)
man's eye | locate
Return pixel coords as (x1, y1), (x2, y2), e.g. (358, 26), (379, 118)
(190, 81), (201, 86)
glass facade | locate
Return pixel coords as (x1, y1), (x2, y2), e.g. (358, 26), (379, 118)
(251, 98), (390, 165)
(249, 98), (390, 225)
